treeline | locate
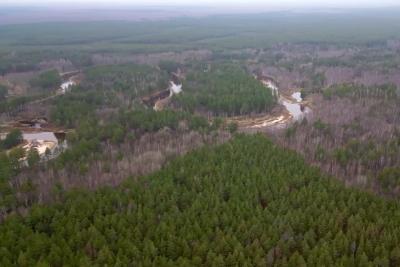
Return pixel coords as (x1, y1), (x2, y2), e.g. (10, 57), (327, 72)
(49, 62), (218, 172)
(174, 64), (276, 116)
(54, 108), (213, 172)
(0, 94), (49, 115)
(0, 129), (23, 150)
(1, 106), (216, 215)
(0, 130), (31, 217)
(332, 134), (400, 192)
(0, 50), (92, 76)
(0, 58), (37, 76)
(50, 87), (108, 128)
(0, 152), (17, 218)
(0, 62), (222, 216)
(0, 69), (61, 113)
(2, 135), (400, 266)
(284, 111), (400, 195)
(83, 64), (169, 99)
(323, 83), (398, 99)
(50, 65), (147, 128)
(29, 70), (61, 91)
(3, 12), (400, 53)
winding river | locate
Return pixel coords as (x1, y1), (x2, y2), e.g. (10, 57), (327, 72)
(281, 92), (311, 121)
(232, 78), (311, 129)
(143, 73), (311, 130)
(0, 74), (75, 160)
(153, 81), (183, 111)
(59, 76), (77, 94)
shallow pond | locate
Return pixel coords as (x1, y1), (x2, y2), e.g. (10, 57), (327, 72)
(281, 92), (310, 121)
(23, 132), (58, 142)
(60, 79), (76, 94)
(170, 81), (182, 95)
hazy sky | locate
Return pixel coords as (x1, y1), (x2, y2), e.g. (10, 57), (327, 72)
(2, 0), (400, 8)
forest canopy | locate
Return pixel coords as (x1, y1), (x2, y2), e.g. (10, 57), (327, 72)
(174, 64), (276, 116)
(29, 70), (61, 90)
(1, 135), (400, 266)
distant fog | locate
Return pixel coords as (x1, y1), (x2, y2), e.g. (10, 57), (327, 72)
(2, 0), (400, 9)
(1, 1), (400, 26)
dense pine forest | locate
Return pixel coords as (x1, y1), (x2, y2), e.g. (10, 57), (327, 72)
(2, 6), (400, 266)
(1, 135), (400, 266)
(174, 64), (276, 116)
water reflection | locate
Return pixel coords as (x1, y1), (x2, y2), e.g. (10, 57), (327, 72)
(59, 79), (76, 94)
(281, 92), (310, 121)
(23, 132), (58, 143)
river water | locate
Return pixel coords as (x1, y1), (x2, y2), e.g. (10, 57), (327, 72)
(23, 132), (58, 143)
(245, 78), (311, 129)
(141, 74), (309, 129)
(154, 81), (183, 111)
(262, 80), (309, 120)
(281, 92), (311, 121)
(170, 81), (182, 95)
(60, 79), (76, 94)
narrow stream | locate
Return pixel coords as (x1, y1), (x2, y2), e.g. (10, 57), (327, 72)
(145, 74), (310, 129)
(154, 81), (183, 111)
(169, 81), (182, 95)
(281, 92), (311, 121)
(59, 78), (76, 94)
(243, 78), (311, 129)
